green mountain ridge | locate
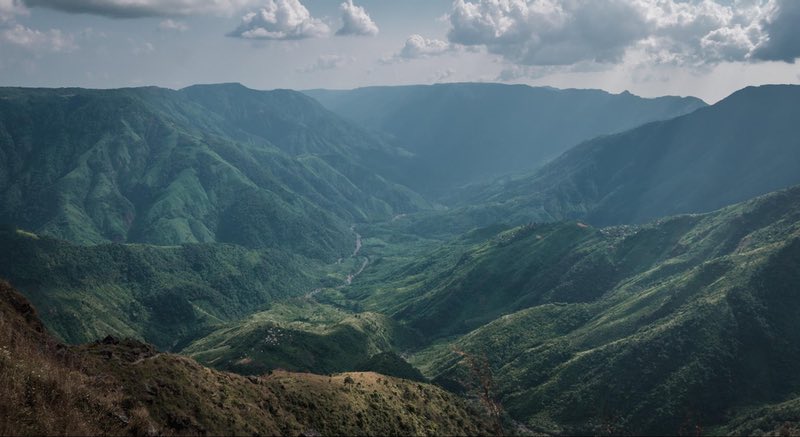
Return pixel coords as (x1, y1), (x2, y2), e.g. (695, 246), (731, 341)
(182, 299), (420, 376)
(380, 185), (800, 434)
(0, 85), (427, 259)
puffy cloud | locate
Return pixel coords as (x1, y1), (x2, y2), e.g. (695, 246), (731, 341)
(638, 0), (768, 66)
(0, 0), (26, 22)
(22, 0), (257, 18)
(752, 0), (800, 63)
(446, 0), (800, 67)
(297, 54), (354, 73)
(228, 0), (328, 40)
(448, 0), (649, 66)
(159, 19), (189, 31)
(336, 0), (378, 36)
(1, 23), (76, 51)
(400, 34), (452, 59)
(381, 34), (455, 64)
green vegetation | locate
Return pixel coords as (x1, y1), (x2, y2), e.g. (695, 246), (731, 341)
(0, 280), (493, 436)
(0, 228), (323, 349)
(0, 85), (427, 260)
(398, 186), (800, 434)
(4, 83), (800, 435)
(183, 299), (419, 375)
(716, 396), (800, 436)
(354, 352), (427, 383)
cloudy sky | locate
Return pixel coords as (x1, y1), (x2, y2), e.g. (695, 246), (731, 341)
(0, 0), (798, 102)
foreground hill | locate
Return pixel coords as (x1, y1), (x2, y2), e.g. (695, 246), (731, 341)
(182, 299), (420, 377)
(306, 83), (705, 194)
(0, 280), (492, 436)
(0, 85), (426, 259)
(349, 185), (800, 434)
(456, 84), (800, 230)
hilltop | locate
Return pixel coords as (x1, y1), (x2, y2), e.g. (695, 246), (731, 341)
(0, 279), (493, 436)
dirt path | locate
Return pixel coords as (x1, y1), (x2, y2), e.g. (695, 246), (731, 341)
(343, 258), (369, 286)
(132, 353), (163, 365)
(352, 226), (362, 257)
(305, 226), (368, 298)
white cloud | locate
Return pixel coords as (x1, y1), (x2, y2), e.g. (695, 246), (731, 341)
(446, 0), (799, 68)
(297, 54), (354, 73)
(228, 0), (328, 40)
(382, 34), (455, 64)
(447, 0), (649, 66)
(159, 19), (189, 32)
(22, 0), (258, 18)
(0, 0), (26, 22)
(336, 0), (378, 36)
(1, 23), (76, 51)
(400, 34), (452, 59)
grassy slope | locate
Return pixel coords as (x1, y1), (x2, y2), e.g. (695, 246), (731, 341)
(0, 280), (492, 436)
(354, 186), (800, 434)
(182, 298), (421, 376)
(0, 225), (429, 379)
(716, 396), (800, 436)
(0, 227), (323, 349)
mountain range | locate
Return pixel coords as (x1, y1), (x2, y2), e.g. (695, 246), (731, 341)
(1, 82), (800, 436)
(388, 84), (800, 239)
(0, 85), (425, 260)
(306, 83), (706, 194)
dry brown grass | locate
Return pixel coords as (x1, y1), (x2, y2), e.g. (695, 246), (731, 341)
(0, 281), (126, 436)
(0, 280), (493, 436)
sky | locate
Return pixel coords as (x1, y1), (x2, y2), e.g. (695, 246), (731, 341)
(0, 0), (798, 103)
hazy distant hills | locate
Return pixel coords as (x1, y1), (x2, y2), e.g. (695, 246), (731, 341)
(415, 84), (800, 234)
(306, 83), (706, 194)
(0, 85), (426, 259)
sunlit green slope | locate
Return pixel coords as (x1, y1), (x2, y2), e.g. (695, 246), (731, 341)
(382, 186), (800, 434)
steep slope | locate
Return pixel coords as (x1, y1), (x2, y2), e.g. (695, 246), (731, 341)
(0, 85), (427, 259)
(0, 280), (492, 436)
(0, 226), (321, 349)
(389, 186), (800, 434)
(306, 83), (705, 194)
(717, 396), (800, 436)
(465, 84), (800, 228)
